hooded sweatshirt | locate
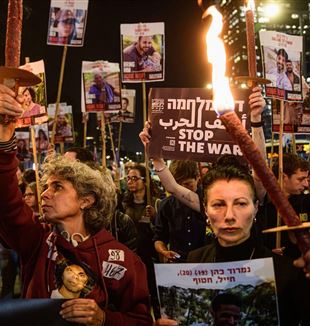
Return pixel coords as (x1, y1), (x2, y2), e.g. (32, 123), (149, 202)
(0, 151), (153, 325)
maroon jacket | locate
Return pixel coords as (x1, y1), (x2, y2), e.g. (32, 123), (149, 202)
(0, 151), (153, 325)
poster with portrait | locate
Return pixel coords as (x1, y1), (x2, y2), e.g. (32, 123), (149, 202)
(121, 22), (165, 83)
(108, 89), (136, 123)
(16, 60), (48, 128)
(155, 258), (279, 325)
(16, 131), (33, 168)
(82, 60), (122, 113)
(148, 88), (250, 163)
(47, 0), (88, 46)
(47, 103), (74, 143)
(272, 77), (310, 134)
(259, 31), (303, 101)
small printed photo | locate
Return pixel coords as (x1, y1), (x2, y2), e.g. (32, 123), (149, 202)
(47, 103), (74, 144)
(16, 132), (32, 168)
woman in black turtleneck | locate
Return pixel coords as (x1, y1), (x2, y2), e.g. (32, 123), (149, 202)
(186, 165), (310, 326)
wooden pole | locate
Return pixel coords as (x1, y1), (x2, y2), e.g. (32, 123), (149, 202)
(118, 121), (123, 153)
(276, 99), (285, 248)
(142, 81), (151, 206)
(51, 45), (68, 146)
(83, 113), (88, 148)
(101, 112), (106, 169)
(31, 126), (42, 216)
(107, 122), (116, 163)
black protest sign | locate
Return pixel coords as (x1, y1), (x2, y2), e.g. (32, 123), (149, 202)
(148, 88), (250, 162)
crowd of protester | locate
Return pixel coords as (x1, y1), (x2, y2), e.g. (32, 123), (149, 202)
(0, 82), (310, 325)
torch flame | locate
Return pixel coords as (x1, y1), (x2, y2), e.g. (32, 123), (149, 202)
(246, 0), (255, 11)
(205, 6), (234, 115)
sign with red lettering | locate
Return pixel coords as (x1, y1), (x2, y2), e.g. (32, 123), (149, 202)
(155, 258), (278, 325)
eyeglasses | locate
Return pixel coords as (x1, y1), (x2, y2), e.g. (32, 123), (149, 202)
(59, 18), (76, 25)
(24, 193), (35, 198)
(126, 176), (145, 182)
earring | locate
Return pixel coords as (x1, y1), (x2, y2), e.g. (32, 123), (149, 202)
(253, 217), (257, 223)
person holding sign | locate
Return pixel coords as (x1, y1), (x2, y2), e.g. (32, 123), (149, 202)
(141, 88), (310, 325)
(0, 83), (152, 325)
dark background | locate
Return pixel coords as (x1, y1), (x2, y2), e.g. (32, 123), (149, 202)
(0, 0), (215, 159)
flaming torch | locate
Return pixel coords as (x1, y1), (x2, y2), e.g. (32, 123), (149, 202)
(204, 5), (310, 254)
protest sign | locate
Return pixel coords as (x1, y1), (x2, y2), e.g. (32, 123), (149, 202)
(16, 60), (48, 128)
(82, 60), (121, 113)
(108, 89), (136, 123)
(47, 103), (74, 144)
(155, 258), (279, 325)
(148, 88), (250, 162)
(260, 31), (303, 101)
(121, 22), (165, 83)
(47, 0), (88, 47)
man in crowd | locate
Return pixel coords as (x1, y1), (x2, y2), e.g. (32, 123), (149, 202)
(258, 153), (309, 259)
(268, 48), (292, 91)
(286, 59), (300, 91)
(154, 160), (207, 262)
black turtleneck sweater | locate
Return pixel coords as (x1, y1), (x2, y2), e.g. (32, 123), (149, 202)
(187, 236), (310, 326)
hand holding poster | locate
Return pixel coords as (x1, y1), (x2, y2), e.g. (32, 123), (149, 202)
(259, 31), (303, 101)
(47, 0), (88, 47)
(148, 88), (250, 162)
(121, 22), (165, 82)
(155, 259), (279, 325)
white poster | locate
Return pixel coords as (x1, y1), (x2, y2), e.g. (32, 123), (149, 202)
(47, 0), (88, 47)
(81, 60), (122, 113)
(260, 31), (303, 101)
(16, 60), (48, 128)
(155, 258), (279, 325)
(121, 22), (165, 83)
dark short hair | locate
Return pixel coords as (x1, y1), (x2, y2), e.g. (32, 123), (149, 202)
(22, 169), (36, 184)
(122, 97), (129, 104)
(66, 147), (94, 163)
(214, 154), (250, 174)
(212, 292), (242, 312)
(277, 48), (288, 61)
(272, 153), (309, 178)
(202, 165), (257, 203)
(23, 87), (36, 101)
(169, 160), (199, 183)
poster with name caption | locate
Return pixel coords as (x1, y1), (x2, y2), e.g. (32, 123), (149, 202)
(16, 60), (48, 128)
(47, 0), (88, 47)
(272, 77), (310, 133)
(260, 31), (302, 101)
(148, 88), (250, 162)
(47, 103), (74, 144)
(121, 22), (165, 83)
(108, 89), (136, 123)
(82, 60), (122, 113)
(155, 258), (279, 326)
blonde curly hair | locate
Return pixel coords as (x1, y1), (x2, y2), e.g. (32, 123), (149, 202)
(41, 155), (117, 235)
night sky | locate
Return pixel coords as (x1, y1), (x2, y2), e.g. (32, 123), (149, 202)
(0, 0), (217, 157)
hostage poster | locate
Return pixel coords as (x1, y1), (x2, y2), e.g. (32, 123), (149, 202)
(148, 88), (250, 162)
(121, 22), (165, 83)
(155, 258), (279, 326)
(259, 31), (303, 101)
